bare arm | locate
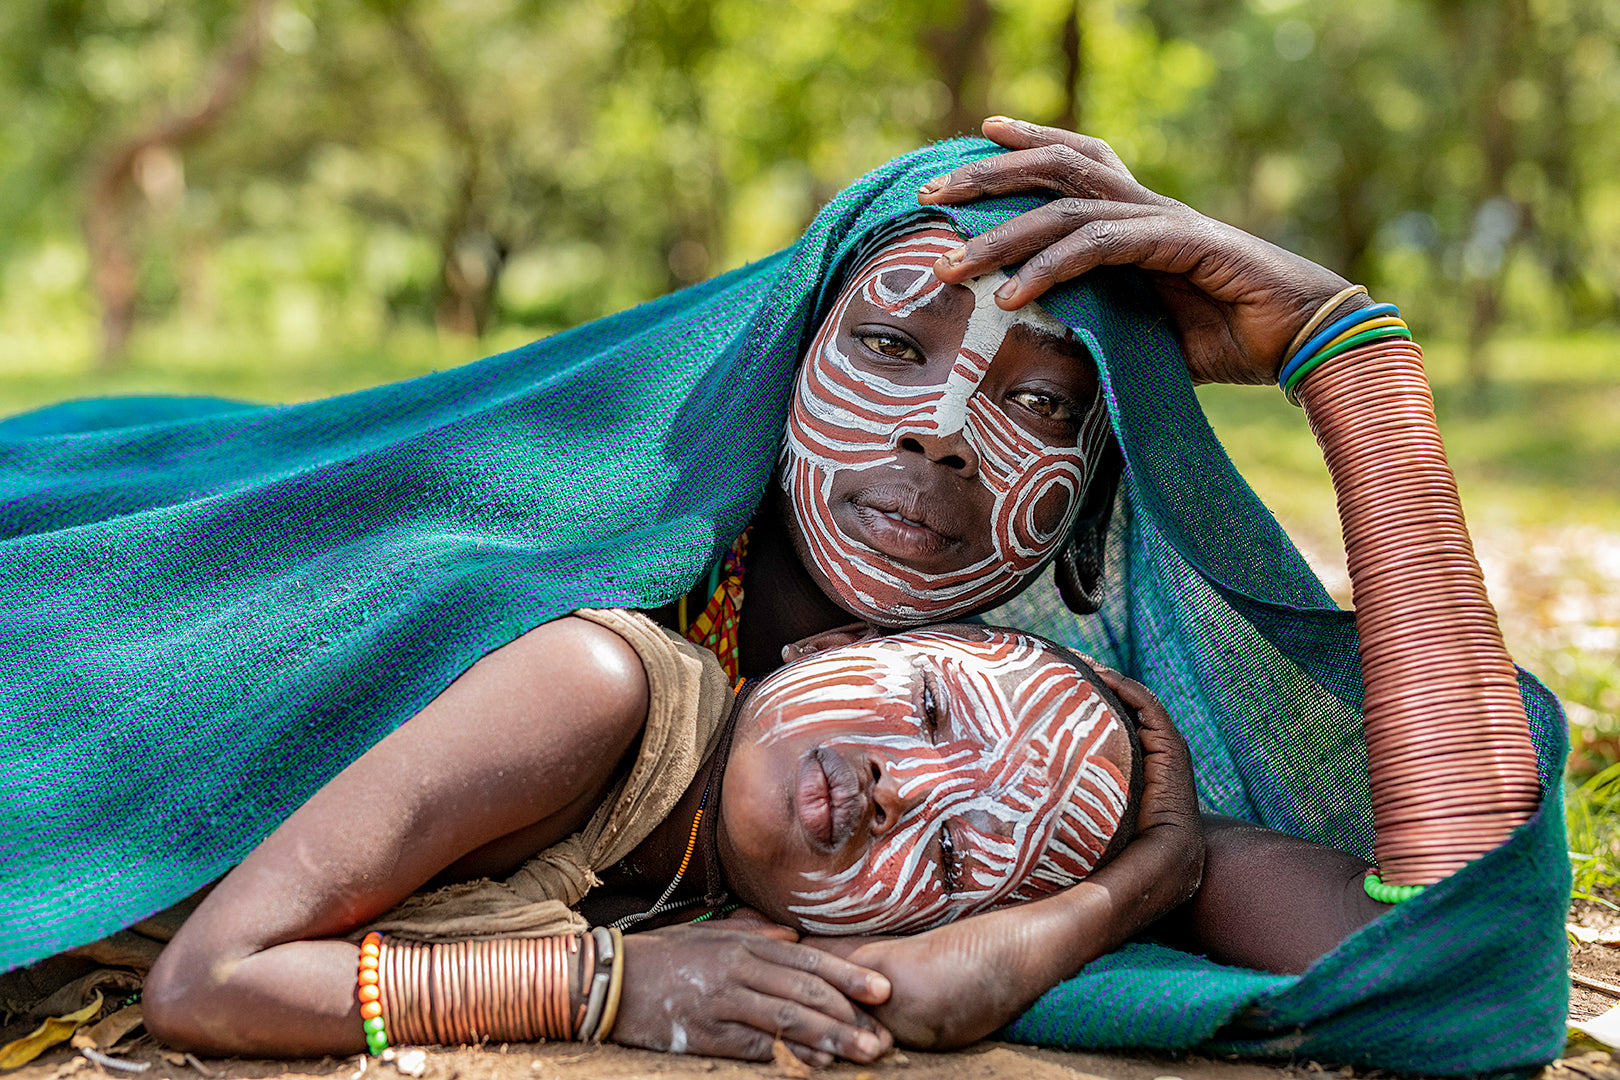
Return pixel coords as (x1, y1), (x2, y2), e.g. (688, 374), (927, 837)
(144, 617), (892, 1064)
(144, 617), (649, 1055)
(1151, 814), (1390, 975)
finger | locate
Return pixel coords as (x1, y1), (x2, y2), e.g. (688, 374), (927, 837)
(719, 988), (890, 1062)
(709, 1025), (835, 1067)
(980, 116), (1136, 178)
(781, 1040), (836, 1068)
(989, 214), (1198, 309)
(920, 144), (1139, 208)
(748, 937), (892, 1004)
(932, 197), (1158, 282)
(740, 958), (865, 1027)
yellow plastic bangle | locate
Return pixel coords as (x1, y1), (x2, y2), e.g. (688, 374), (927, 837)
(1314, 315), (1408, 355)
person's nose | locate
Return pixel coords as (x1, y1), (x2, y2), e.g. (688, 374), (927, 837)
(868, 759), (927, 838)
(897, 428), (980, 478)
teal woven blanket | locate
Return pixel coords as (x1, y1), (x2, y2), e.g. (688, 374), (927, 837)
(0, 140), (1567, 1075)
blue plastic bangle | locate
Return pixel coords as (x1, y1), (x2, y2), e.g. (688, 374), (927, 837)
(1278, 302), (1402, 388)
(1281, 325), (1414, 404)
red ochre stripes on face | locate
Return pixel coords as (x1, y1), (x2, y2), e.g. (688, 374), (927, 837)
(751, 628), (1129, 935)
(782, 219), (1110, 625)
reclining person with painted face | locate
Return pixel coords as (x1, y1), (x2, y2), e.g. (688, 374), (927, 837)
(141, 618), (1149, 1064)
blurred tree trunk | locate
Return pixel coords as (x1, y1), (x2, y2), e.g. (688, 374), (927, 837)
(383, 7), (500, 337)
(82, 0), (276, 369)
(923, 0), (994, 139)
(1054, 0), (1085, 133)
(1435, 0), (1528, 405)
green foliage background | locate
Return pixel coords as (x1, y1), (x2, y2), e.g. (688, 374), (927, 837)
(0, 0), (1616, 870)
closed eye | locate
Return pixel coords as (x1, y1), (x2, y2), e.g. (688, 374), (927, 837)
(939, 823), (960, 894)
(920, 670), (942, 741)
(856, 330), (924, 363)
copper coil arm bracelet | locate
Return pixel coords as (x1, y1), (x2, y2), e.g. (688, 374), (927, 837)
(1295, 339), (1540, 885)
(370, 933), (603, 1048)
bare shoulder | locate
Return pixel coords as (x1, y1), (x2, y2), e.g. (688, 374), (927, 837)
(465, 615), (651, 743)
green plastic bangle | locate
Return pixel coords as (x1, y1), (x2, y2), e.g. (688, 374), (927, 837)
(1282, 324), (1413, 405)
(1364, 872), (1427, 904)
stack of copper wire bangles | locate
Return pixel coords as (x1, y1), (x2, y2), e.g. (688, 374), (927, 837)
(356, 928), (625, 1053)
(1282, 292), (1541, 894)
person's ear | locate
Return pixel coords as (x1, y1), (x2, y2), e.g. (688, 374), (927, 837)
(780, 621), (882, 663)
(1054, 436), (1123, 616)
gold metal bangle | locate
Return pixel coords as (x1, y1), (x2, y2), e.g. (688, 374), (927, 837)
(1282, 284), (1369, 366)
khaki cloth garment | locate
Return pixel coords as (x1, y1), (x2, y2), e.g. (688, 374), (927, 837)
(364, 609), (733, 940)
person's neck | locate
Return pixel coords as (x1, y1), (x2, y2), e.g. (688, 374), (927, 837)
(615, 752), (721, 899)
(736, 485), (853, 679)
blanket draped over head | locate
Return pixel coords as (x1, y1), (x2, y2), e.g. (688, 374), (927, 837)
(1, 140), (1566, 1075)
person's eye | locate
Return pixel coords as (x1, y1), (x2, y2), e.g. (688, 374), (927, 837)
(1008, 388), (1076, 423)
(920, 671), (942, 741)
(856, 331), (924, 363)
(938, 823), (961, 894)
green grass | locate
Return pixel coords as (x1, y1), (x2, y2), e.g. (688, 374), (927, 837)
(1568, 762), (1620, 906)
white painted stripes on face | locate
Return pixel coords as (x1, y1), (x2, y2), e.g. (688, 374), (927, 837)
(753, 629), (1129, 936)
(782, 220), (1112, 625)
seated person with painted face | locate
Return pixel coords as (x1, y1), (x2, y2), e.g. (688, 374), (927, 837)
(141, 618), (1149, 1064)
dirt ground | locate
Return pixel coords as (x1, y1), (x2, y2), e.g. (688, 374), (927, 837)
(9, 900), (1620, 1080)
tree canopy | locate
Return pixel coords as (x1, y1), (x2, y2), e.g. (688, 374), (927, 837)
(1, 0), (1617, 382)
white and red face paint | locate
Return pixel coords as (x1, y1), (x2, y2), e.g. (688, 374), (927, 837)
(752, 629), (1130, 936)
(783, 221), (1113, 625)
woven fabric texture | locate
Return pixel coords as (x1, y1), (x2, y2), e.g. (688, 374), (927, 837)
(0, 139), (1567, 1074)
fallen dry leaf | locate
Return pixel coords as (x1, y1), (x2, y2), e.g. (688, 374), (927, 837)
(1572, 924), (1620, 946)
(45, 1056), (92, 1080)
(72, 1005), (144, 1051)
(160, 1052), (188, 1066)
(0, 991), (104, 1069)
(770, 1039), (813, 1078)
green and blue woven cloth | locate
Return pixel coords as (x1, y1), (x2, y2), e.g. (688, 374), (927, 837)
(0, 139), (1567, 1075)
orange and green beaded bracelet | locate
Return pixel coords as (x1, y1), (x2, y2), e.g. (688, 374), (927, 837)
(358, 932), (389, 1055)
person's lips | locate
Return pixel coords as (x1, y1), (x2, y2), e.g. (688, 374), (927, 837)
(849, 487), (963, 563)
(796, 747), (864, 853)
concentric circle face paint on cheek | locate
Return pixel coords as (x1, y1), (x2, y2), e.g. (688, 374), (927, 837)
(753, 629), (1129, 935)
(782, 222), (1113, 625)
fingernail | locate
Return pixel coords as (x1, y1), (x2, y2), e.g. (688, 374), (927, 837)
(939, 247), (965, 268)
(918, 178), (944, 196)
(868, 973), (891, 997)
(995, 277), (1019, 300)
(858, 1032), (882, 1056)
(985, 115), (1013, 125)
